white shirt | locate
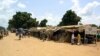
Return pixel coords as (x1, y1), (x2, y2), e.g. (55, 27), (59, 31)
(72, 33), (75, 39)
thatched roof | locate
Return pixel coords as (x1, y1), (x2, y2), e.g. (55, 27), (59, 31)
(60, 25), (81, 29)
(60, 25), (92, 29)
(29, 24), (92, 32)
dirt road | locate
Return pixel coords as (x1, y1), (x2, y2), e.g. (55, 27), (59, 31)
(0, 33), (100, 56)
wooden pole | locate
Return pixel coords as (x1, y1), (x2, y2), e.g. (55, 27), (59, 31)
(95, 34), (97, 45)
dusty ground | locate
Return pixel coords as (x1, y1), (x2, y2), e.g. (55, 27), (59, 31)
(0, 33), (100, 56)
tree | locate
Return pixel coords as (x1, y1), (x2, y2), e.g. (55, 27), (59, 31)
(22, 18), (39, 28)
(58, 10), (81, 26)
(0, 26), (5, 30)
(91, 24), (98, 27)
(78, 21), (83, 25)
(8, 11), (39, 29)
(98, 26), (100, 29)
(39, 19), (48, 27)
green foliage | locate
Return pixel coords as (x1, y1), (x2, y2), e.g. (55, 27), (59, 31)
(8, 11), (39, 29)
(91, 24), (98, 27)
(78, 22), (83, 25)
(98, 26), (100, 29)
(58, 10), (81, 26)
(22, 18), (39, 28)
(39, 19), (48, 27)
(0, 26), (5, 30)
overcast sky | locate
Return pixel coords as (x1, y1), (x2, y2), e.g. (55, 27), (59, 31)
(0, 0), (100, 28)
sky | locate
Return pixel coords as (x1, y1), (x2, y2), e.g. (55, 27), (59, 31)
(0, 0), (100, 28)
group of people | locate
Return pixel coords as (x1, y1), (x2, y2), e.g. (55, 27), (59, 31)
(14, 27), (97, 44)
(71, 29), (86, 45)
(0, 29), (9, 39)
(16, 28), (30, 40)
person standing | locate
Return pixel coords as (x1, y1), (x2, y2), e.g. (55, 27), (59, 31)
(71, 30), (75, 45)
(71, 32), (75, 45)
(74, 29), (79, 44)
(77, 33), (81, 45)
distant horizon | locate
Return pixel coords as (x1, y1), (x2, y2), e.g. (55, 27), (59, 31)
(0, 0), (100, 28)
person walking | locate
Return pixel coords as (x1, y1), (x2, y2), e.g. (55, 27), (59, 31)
(18, 28), (24, 40)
